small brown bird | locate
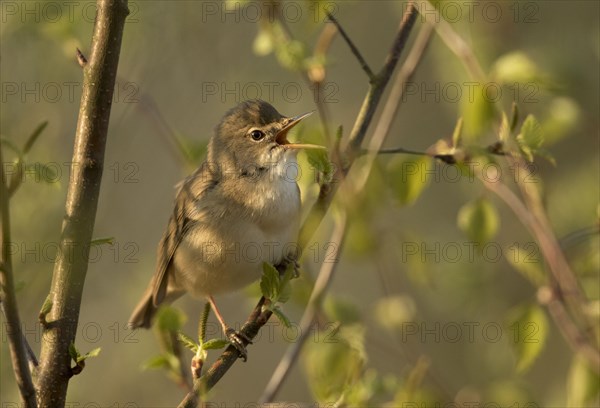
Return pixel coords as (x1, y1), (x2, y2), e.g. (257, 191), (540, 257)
(129, 100), (322, 359)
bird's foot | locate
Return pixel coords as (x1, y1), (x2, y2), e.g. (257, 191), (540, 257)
(225, 327), (253, 362)
(278, 255), (300, 278)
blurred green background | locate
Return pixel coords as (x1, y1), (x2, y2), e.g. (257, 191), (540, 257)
(1, 0), (599, 406)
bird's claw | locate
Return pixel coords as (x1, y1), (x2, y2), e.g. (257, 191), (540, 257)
(225, 328), (252, 362)
(279, 255), (300, 278)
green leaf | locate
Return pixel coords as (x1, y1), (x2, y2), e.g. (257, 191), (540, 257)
(388, 156), (432, 206)
(506, 304), (548, 372)
(39, 295), (53, 319)
(253, 28), (274, 56)
(535, 148), (556, 166)
(516, 114), (545, 162)
(451, 117), (463, 148)
(305, 148), (333, 185)
(324, 296), (361, 325)
(155, 306), (186, 332)
(519, 114), (544, 150)
(90, 237), (115, 247)
(142, 355), (171, 370)
(346, 218), (376, 257)
(374, 295), (416, 331)
(567, 354), (600, 407)
(260, 262), (280, 301)
(68, 342), (80, 361)
(499, 112), (511, 142)
(177, 332), (199, 353)
(0, 137), (23, 158)
(78, 347), (101, 363)
(542, 97), (580, 144)
(23, 121), (48, 154)
(457, 198), (500, 244)
(302, 325), (366, 403)
(277, 266), (294, 304)
(493, 52), (541, 85)
(202, 338), (230, 350)
(275, 38), (307, 71)
(461, 82), (495, 141)
(272, 306), (291, 329)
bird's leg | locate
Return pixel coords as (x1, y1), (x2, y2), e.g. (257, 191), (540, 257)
(277, 253), (300, 278)
(208, 296), (252, 361)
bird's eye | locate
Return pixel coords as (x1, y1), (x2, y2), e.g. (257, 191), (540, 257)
(250, 130), (265, 141)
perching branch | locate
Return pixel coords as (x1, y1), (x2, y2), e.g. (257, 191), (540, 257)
(259, 214), (348, 403)
(177, 298), (272, 407)
(0, 144), (37, 407)
(36, 0), (129, 405)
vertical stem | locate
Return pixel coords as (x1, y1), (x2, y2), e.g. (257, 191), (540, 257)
(1, 146), (37, 407)
(36, 1), (129, 405)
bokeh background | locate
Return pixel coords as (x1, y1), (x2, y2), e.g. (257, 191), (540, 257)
(1, 0), (599, 406)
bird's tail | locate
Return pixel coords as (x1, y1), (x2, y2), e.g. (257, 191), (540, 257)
(128, 289), (156, 329)
(129, 285), (185, 329)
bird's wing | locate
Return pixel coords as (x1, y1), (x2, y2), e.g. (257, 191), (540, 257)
(151, 163), (217, 306)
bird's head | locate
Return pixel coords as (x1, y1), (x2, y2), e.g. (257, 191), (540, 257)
(208, 100), (322, 177)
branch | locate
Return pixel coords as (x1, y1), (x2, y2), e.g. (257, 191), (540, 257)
(272, 10), (334, 145)
(259, 214), (348, 403)
(36, 0), (129, 405)
(325, 11), (375, 80)
(177, 298), (271, 407)
(300, 1), (419, 246)
(345, 1), (418, 156)
(0, 144), (37, 407)
(416, 1), (486, 81)
(480, 165), (600, 372)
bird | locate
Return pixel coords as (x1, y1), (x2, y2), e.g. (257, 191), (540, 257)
(128, 100), (322, 360)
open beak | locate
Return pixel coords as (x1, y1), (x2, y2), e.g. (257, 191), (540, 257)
(276, 111), (326, 150)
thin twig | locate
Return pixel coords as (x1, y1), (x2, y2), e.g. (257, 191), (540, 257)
(544, 288), (600, 372)
(325, 11), (375, 80)
(259, 213), (348, 403)
(415, 1), (485, 81)
(0, 146), (37, 407)
(345, 1), (418, 156)
(349, 21), (434, 193)
(76, 48), (88, 68)
(480, 174), (600, 371)
(300, 1), (419, 247)
(272, 10), (333, 145)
